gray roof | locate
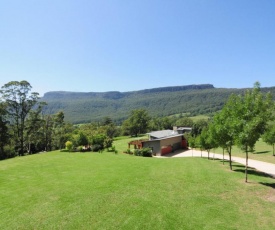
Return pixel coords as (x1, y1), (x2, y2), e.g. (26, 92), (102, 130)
(147, 130), (181, 139)
(177, 127), (192, 131)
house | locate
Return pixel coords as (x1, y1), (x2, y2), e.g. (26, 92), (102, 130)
(141, 130), (187, 156)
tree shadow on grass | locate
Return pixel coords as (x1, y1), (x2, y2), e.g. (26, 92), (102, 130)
(253, 151), (271, 154)
(234, 168), (274, 179)
(217, 160), (246, 168)
(259, 182), (275, 189)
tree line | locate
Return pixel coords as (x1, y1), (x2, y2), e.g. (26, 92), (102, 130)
(0, 81), (74, 159)
(187, 82), (275, 182)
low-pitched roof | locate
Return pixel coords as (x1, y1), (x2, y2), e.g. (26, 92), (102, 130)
(177, 127), (192, 131)
(147, 130), (181, 139)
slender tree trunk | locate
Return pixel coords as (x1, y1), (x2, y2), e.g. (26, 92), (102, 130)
(245, 150), (248, 183)
(222, 148), (224, 165)
(273, 144), (274, 156)
(228, 146), (232, 170)
(20, 127), (24, 156)
(207, 150), (209, 159)
(212, 148), (215, 160)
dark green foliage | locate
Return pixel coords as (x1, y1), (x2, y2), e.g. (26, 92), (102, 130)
(191, 119), (209, 137)
(40, 84), (275, 124)
(262, 124), (275, 156)
(91, 144), (102, 152)
(0, 103), (9, 159)
(175, 117), (194, 127)
(76, 132), (89, 146)
(103, 137), (113, 150)
(122, 109), (151, 137)
(198, 127), (216, 159)
(133, 148), (152, 157)
(91, 134), (106, 150)
(102, 117), (113, 126)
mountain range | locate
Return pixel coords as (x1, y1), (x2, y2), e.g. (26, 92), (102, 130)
(41, 84), (275, 124)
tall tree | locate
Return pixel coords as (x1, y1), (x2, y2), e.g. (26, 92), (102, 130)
(41, 114), (54, 151)
(52, 111), (66, 150)
(191, 119), (209, 137)
(0, 81), (40, 155)
(0, 102), (9, 159)
(211, 95), (240, 170)
(199, 127), (215, 159)
(234, 82), (274, 182)
(150, 117), (172, 131)
(124, 109), (151, 137)
(24, 102), (46, 153)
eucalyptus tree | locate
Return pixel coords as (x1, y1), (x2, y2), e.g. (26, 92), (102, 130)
(0, 81), (41, 155)
(41, 114), (54, 151)
(24, 101), (47, 153)
(0, 102), (9, 159)
(52, 111), (66, 150)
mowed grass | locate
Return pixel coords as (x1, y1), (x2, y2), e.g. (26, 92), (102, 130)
(1, 149), (275, 229)
(214, 138), (275, 164)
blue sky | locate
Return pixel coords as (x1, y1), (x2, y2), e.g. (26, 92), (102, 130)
(1, 0), (275, 96)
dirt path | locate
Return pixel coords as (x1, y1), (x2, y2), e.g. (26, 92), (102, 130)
(157, 149), (275, 178)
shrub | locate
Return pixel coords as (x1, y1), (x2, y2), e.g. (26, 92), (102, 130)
(141, 148), (152, 157)
(76, 132), (89, 146)
(91, 144), (102, 152)
(133, 149), (142, 156)
(77, 146), (84, 152)
(91, 135), (106, 149)
(104, 137), (113, 150)
(124, 149), (133, 155)
(3, 146), (17, 159)
(107, 145), (118, 154)
(133, 148), (152, 157)
(65, 141), (73, 152)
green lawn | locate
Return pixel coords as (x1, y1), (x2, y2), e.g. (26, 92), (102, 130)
(214, 138), (275, 164)
(1, 146), (275, 229)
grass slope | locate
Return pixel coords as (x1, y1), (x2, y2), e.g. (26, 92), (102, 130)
(1, 148), (275, 229)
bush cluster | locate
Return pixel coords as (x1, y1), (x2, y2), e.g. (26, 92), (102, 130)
(125, 148), (152, 157)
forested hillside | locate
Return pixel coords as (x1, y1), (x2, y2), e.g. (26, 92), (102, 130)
(41, 84), (275, 124)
